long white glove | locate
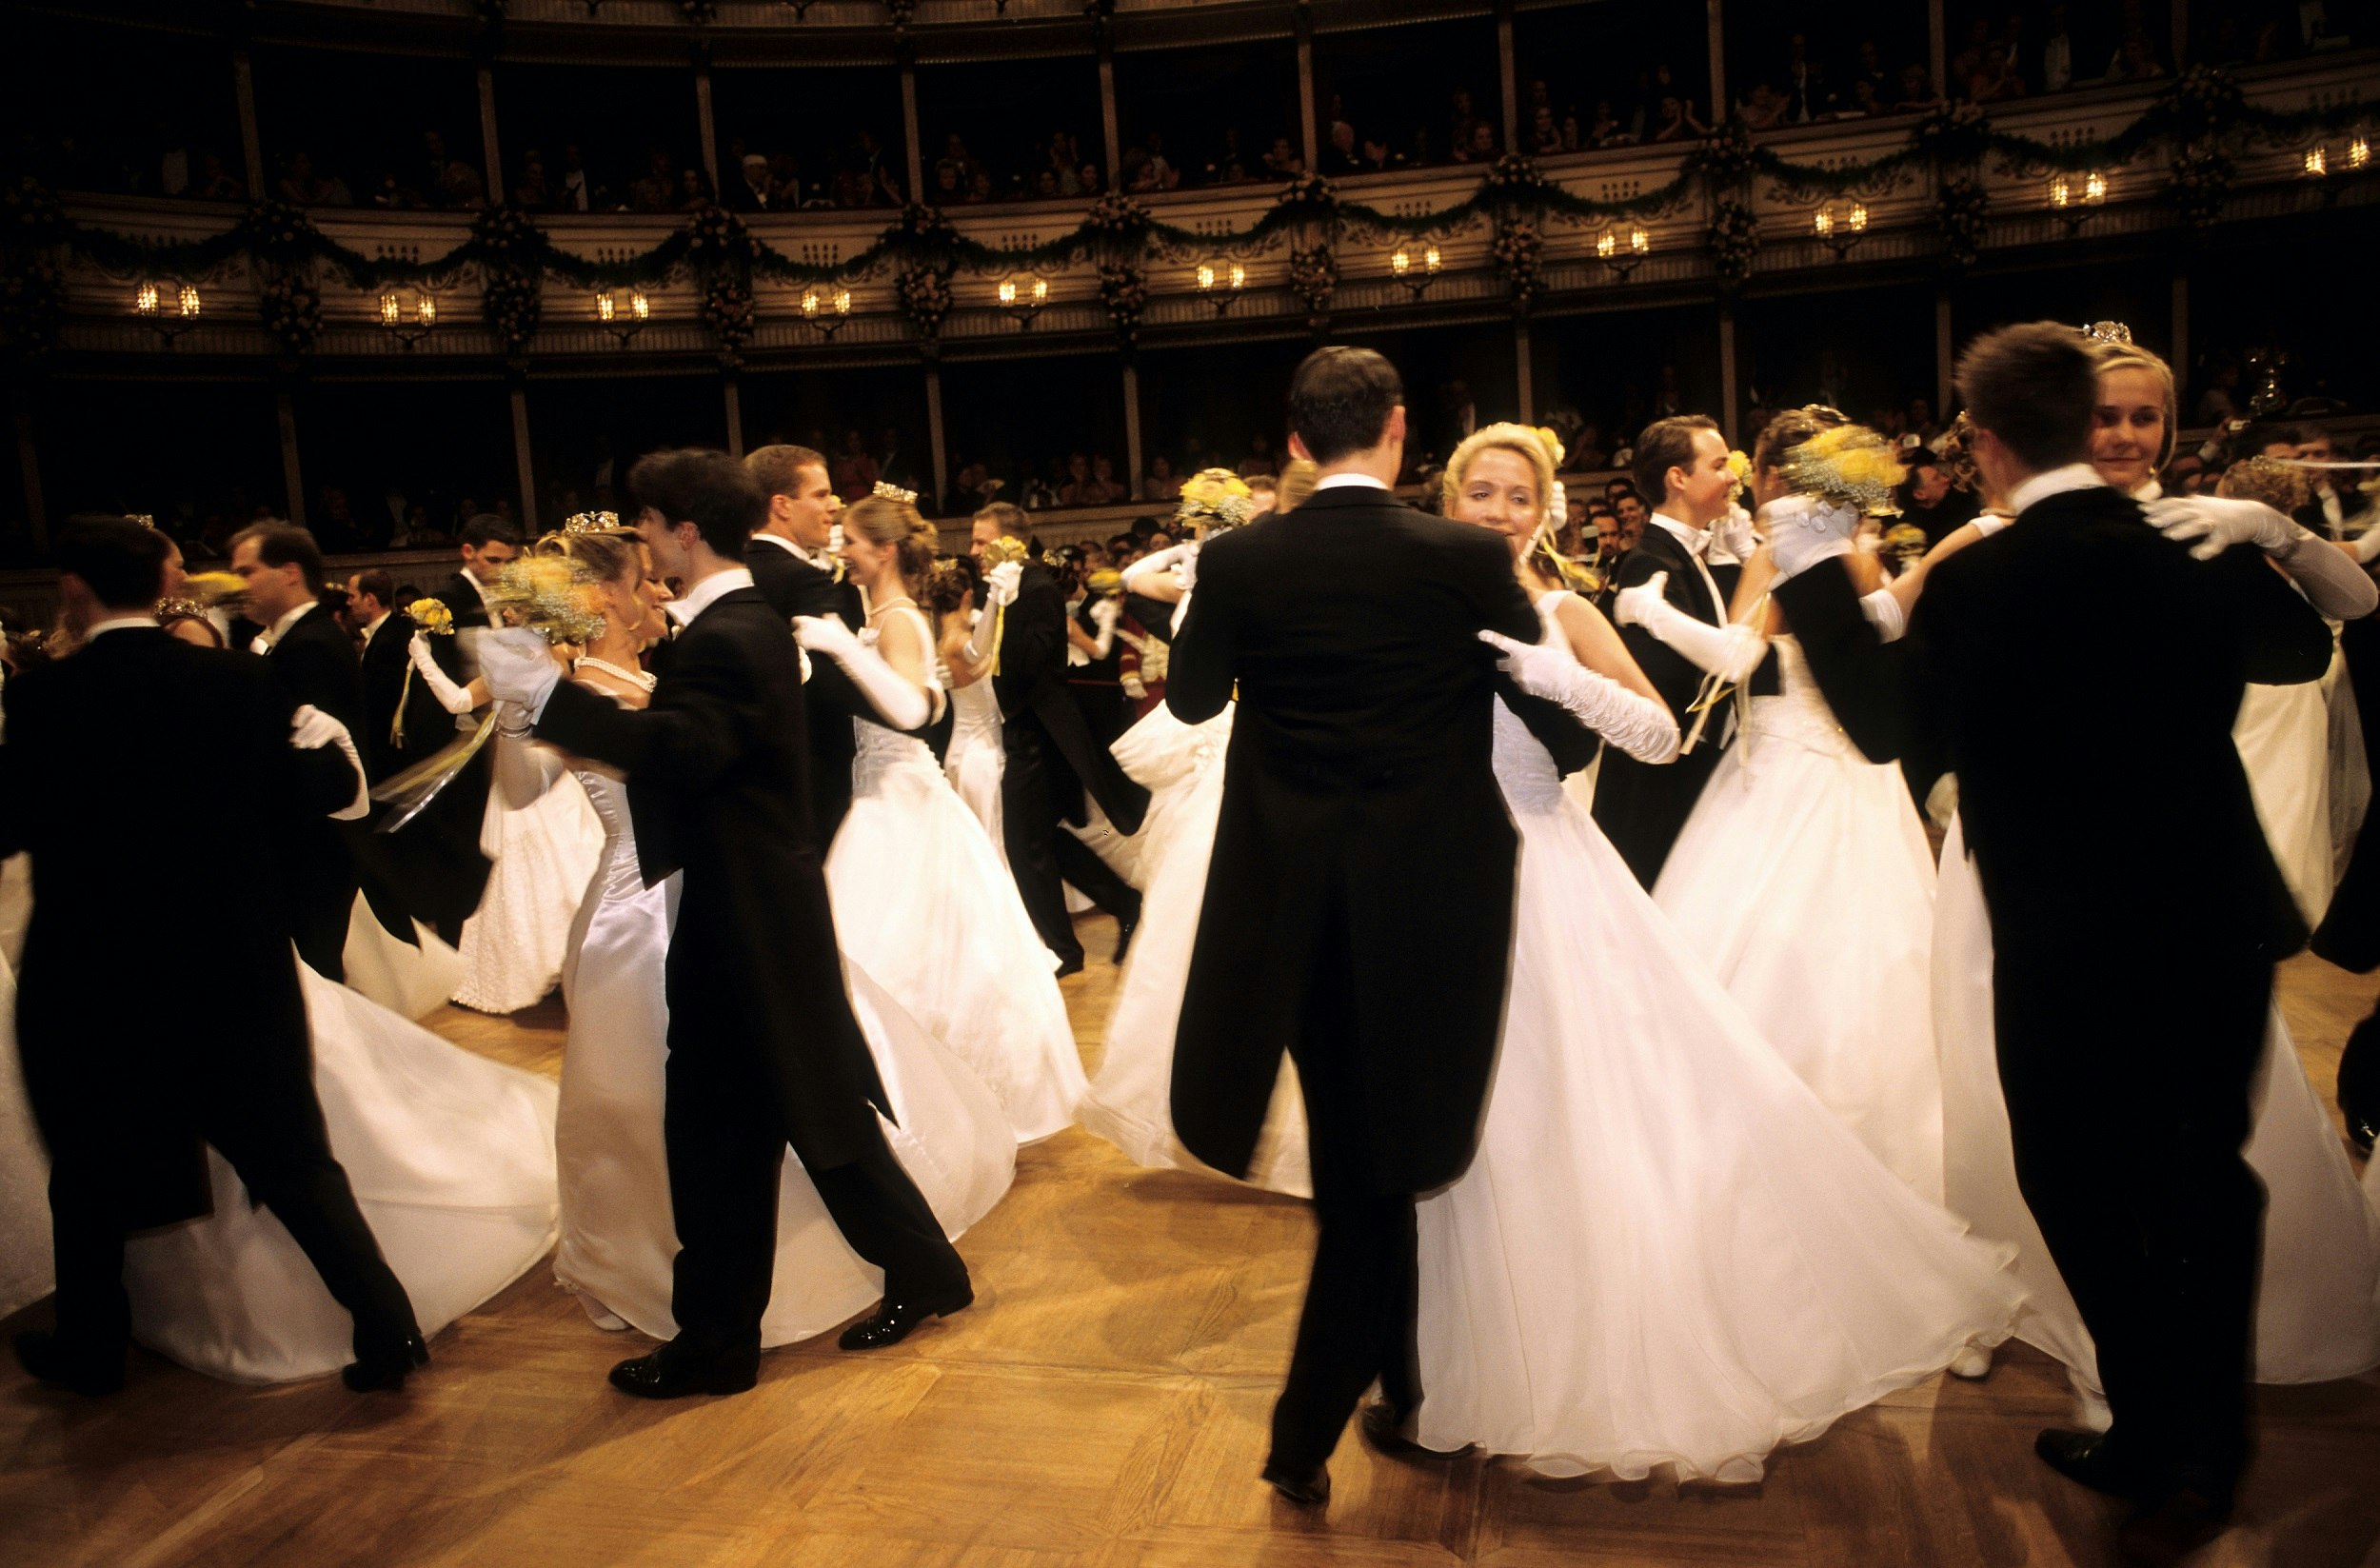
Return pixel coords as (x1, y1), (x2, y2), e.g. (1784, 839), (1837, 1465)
(1121, 543), (1191, 596)
(2148, 494), (2378, 620)
(1613, 570), (1767, 684)
(962, 603), (1001, 668)
(289, 705), (370, 820)
(1478, 629), (1681, 764)
(1764, 494), (1862, 582)
(794, 615), (933, 731)
(408, 631), (480, 716)
(982, 561), (1023, 608)
(474, 627), (563, 722)
(1711, 502), (1758, 566)
(1859, 586), (1908, 643)
(1086, 595), (1121, 659)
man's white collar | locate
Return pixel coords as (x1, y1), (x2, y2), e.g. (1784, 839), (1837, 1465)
(666, 566), (755, 626)
(2008, 464), (2107, 518)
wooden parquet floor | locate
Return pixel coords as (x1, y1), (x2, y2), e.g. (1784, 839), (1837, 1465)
(4, 922), (2377, 1568)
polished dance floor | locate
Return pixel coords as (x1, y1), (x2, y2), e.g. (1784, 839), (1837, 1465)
(4, 920), (2376, 1568)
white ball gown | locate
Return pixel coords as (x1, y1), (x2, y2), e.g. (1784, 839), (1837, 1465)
(1411, 598), (2023, 1479)
(340, 892), (466, 1022)
(821, 607), (1088, 1143)
(1654, 634), (1947, 1199)
(0, 872), (52, 1320)
(552, 759), (1016, 1346)
(1934, 811), (2380, 1397)
(451, 732), (605, 1014)
(942, 655), (1008, 871)
(112, 963), (562, 1383)
(2232, 631), (2343, 931)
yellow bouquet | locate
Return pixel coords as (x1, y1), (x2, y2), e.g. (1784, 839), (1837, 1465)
(407, 597), (455, 635)
(1781, 423), (1906, 516)
(182, 570), (246, 607)
(1175, 467), (1258, 532)
(487, 556), (605, 645)
(1725, 448), (1753, 499)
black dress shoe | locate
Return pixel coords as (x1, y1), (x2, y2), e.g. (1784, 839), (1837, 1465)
(607, 1350), (759, 1399)
(1054, 955), (1085, 980)
(13, 1331), (125, 1397)
(342, 1334), (429, 1393)
(837, 1285), (973, 1351)
(2348, 1110), (2376, 1157)
(1259, 1459), (1331, 1506)
(1359, 1398), (1469, 1459)
(1112, 908), (1141, 966)
(2036, 1428), (2148, 1499)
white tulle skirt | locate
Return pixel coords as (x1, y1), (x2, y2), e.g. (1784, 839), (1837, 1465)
(2235, 655), (2339, 932)
(1413, 768), (2023, 1482)
(1654, 710), (1946, 1200)
(452, 752), (605, 1014)
(1078, 705), (1311, 1198)
(1934, 813), (2380, 1394)
(119, 963), (561, 1383)
(827, 744), (1086, 1143)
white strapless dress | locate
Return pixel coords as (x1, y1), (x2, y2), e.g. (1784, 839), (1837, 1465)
(452, 735), (605, 1014)
(942, 669), (1009, 872)
(2234, 635), (2343, 931)
(117, 963), (561, 1383)
(1654, 635), (1946, 1199)
(824, 618), (1087, 1144)
(1411, 600), (2024, 1481)
(554, 765), (1016, 1346)
(1934, 811), (2380, 1396)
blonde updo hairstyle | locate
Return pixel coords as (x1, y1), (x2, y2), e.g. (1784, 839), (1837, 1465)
(1276, 458), (1320, 514)
(1443, 422), (1588, 587)
(535, 526), (644, 587)
(2088, 338), (2178, 468)
(841, 494), (940, 592)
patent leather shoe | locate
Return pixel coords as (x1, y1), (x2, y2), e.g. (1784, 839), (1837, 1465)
(837, 1286), (972, 1351)
(13, 1331), (125, 1396)
(342, 1334), (429, 1393)
(1112, 909), (1141, 966)
(2035, 1428), (2147, 1499)
(607, 1349), (758, 1399)
(1359, 1399), (1468, 1459)
(1054, 955), (1086, 980)
(2348, 1110), (2376, 1157)
(1260, 1459), (1331, 1506)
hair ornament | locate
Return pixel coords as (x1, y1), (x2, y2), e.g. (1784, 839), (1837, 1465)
(2080, 320), (2134, 345)
(872, 481), (919, 506)
(565, 510), (623, 534)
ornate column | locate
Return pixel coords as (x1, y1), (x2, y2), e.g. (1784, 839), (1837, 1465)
(694, 47), (721, 192)
(1929, 0), (1948, 103)
(234, 51), (268, 198)
(723, 372), (744, 459)
(510, 383), (538, 533)
(1934, 287), (1954, 419)
(1716, 306), (1739, 447)
(478, 64), (504, 198)
(899, 48), (926, 205)
(924, 367), (948, 515)
(1296, 4), (1319, 172)
(2171, 272), (2189, 386)
(1497, 0), (1519, 153)
(1704, 0), (1727, 128)
(1513, 320), (1534, 425)
(276, 391), (307, 528)
(14, 392), (46, 552)
(1122, 362), (1143, 495)
(1097, 18), (1123, 181)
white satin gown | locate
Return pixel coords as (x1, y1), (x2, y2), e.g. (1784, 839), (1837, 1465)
(942, 657), (1009, 872)
(2233, 630), (2344, 931)
(823, 607), (1088, 1143)
(1655, 634), (1947, 1199)
(553, 762), (1016, 1346)
(1934, 811), (2380, 1399)
(452, 734), (605, 1014)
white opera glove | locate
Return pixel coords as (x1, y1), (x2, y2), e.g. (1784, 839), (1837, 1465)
(982, 561), (1023, 608)
(474, 627), (563, 722)
(1859, 586), (1909, 643)
(1479, 629), (1681, 764)
(289, 705), (370, 820)
(794, 615), (932, 731)
(1086, 595), (1121, 657)
(962, 604), (1001, 667)
(1121, 672), (1148, 700)
(408, 631), (479, 715)
(1121, 544), (1189, 595)
(2350, 526), (2380, 565)
(1174, 542), (1200, 593)
(1711, 502), (1758, 565)
(1614, 570), (1766, 683)
(2144, 493), (2292, 559)
(1764, 494), (1862, 581)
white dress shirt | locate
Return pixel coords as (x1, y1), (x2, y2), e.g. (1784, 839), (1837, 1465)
(666, 566), (756, 628)
(750, 530), (840, 575)
(1646, 511), (1726, 621)
(86, 615), (162, 641)
(250, 599), (319, 655)
(359, 609), (391, 651)
(1312, 471), (1392, 495)
(2008, 463), (2108, 518)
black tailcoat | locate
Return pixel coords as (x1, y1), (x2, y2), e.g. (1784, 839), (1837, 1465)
(261, 604), (367, 979)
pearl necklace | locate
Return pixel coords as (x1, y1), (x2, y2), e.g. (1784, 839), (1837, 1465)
(575, 655), (656, 693)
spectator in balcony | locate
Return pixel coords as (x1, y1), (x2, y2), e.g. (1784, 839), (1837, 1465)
(929, 160), (966, 205)
(1455, 119), (1499, 164)
(627, 148), (675, 213)
(967, 169), (996, 203)
(1319, 119), (1363, 177)
(1237, 433), (1280, 480)
(2108, 26), (2168, 81)
(1079, 162), (1105, 197)
(1894, 64), (1947, 113)
(1850, 38), (1893, 106)
(1449, 89), (1484, 163)
(1781, 33), (1825, 123)
(726, 152), (778, 211)
(1529, 104), (1565, 156)
(188, 149), (246, 203)
(276, 150), (351, 208)
(941, 132), (985, 189)
(1739, 82), (1788, 131)
(1587, 99), (1627, 148)
(1262, 136), (1305, 178)
(1140, 455), (1180, 504)
(555, 144), (595, 212)
(676, 167), (715, 212)
(1141, 132), (1180, 191)
(1058, 454), (1096, 507)
(2042, 5), (2076, 92)
(511, 148), (551, 210)
(1969, 43), (2029, 105)
(1649, 93), (1708, 144)
(1044, 130), (1082, 196)
(879, 428), (919, 497)
(831, 429), (881, 503)
(1359, 135), (1401, 173)
(423, 130), (485, 209)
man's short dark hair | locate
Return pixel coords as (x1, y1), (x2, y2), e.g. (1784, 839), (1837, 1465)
(230, 521), (326, 593)
(1632, 415), (1719, 503)
(628, 447), (766, 559)
(746, 443), (828, 500)
(1286, 346), (1404, 466)
(1955, 321), (2097, 473)
(350, 568), (395, 611)
(59, 518), (171, 611)
(459, 512), (524, 552)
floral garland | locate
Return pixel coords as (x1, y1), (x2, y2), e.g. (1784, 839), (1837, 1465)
(704, 277), (755, 361)
(2, 174), (64, 242)
(1913, 105), (1992, 168)
(1708, 194), (1759, 292)
(470, 203), (541, 262)
(896, 264), (951, 340)
(260, 271), (323, 355)
(1084, 191), (1151, 239)
(1490, 215), (1543, 308)
(684, 204), (757, 265)
(2164, 65), (2248, 145)
(2167, 144), (2234, 231)
(1096, 262), (1146, 345)
(1287, 244), (1338, 326)
(885, 0), (916, 30)
(1934, 175), (1989, 271)
(241, 200), (320, 266)
(0, 260), (63, 360)
(1485, 153), (1547, 192)
(482, 269), (541, 354)
(1275, 173), (1339, 216)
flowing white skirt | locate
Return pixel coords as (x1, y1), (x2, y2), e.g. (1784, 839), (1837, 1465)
(0, 959), (52, 1322)
(944, 724), (1009, 873)
(452, 752), (605, 1015)
(341, 893), (466, 1022)
(1934, 814), (2380, 1392)
(1413, 781), (2022, 1481)
(1654, 712), (1946, 1199)
(827, 746), (1086, 1143)
(2236, 657), (2339, 932)
(119, 963), (561, 1383)
(1078, 706), (1311, 1198)
(553, 860), (1016, 1345)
